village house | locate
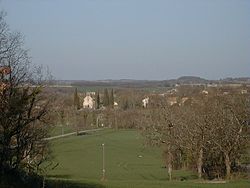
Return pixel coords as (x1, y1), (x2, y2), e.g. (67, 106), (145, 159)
(201, 90), (209, 95)
(241, 89), (248, 94)
(83, 95), (94, 109)
(167, 96), (177, 106)
(207, 83), (218, 87)
(180, 97), (189, 105)
(142, 97), (149, 108)
(166, 88), (178, 95)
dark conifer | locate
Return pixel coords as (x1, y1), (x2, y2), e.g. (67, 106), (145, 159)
(103, 88), (109, 107)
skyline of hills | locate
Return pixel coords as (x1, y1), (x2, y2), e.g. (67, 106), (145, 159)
(52, 76), (250, 88)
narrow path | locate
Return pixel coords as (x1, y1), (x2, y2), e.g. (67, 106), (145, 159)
(44, 128), (106, 141)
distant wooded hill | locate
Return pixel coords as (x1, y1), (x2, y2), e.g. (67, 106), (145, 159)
(51, 76), (250, 88)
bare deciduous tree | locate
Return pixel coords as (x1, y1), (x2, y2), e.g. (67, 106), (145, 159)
(141, 92), (249, 180)
(0, 11), (52, 178)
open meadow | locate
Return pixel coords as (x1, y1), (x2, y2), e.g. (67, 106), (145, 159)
(47, 129), (249, 188)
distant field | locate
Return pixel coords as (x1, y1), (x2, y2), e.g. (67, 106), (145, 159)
(47, 129), (249, 188)
(79, 86), (171, 93)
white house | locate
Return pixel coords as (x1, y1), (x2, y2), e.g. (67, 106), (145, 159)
(180, 97), (189, 105)
(83, 95), (94, 109)
(167, 96), (177, 106)
(142, 97), (149, 108)
(201, 90), (209, 95)
(241, 90), (248, 94)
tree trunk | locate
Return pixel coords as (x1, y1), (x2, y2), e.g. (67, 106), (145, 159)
(224, 152), (231, 179)
(197, 147), (203, 179)
(167, 144), (172, 181)
(168, 158), (172, 181)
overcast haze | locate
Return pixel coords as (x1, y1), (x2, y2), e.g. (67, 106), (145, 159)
(1, 0), (250, 80)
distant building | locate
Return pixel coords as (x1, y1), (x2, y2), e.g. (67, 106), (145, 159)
(142, 97), (149, 108)
(180, 97), (189, 105)
(167, 88), (178, 94)
(207, 83), (218, 87)
(167, 97), (177, 106)
(201, 90), (208, 95)
(241, 90), (247, 94)
(83, 95), (94, 109)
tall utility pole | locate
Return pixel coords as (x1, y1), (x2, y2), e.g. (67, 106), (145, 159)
(101, 143), (106, 181)
(167, 122), (174, 181)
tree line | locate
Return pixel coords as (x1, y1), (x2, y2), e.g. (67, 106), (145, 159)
(140, 93), (249, 180)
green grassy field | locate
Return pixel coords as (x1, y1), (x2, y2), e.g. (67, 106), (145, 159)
(50, 124), (75, 137)
(47, 129), (249, 188)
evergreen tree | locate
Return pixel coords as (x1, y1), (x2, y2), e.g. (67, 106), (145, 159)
(95, 90), (100, 109)
(103, 88), (109, 107)
(122, 98), (129, 110)
(109, 89), (114, 108)
(74, 88), (80, 110)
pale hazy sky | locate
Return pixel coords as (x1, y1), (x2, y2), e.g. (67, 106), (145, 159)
(1, 0), (250, 80)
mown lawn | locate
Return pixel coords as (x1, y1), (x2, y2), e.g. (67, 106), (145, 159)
(47, 129), (249, 188)
(49, 124), (75, 137)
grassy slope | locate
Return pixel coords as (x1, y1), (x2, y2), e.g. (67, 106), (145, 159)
(50, 125), (75, 137)
(47, 129), (249, 188)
